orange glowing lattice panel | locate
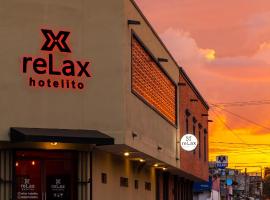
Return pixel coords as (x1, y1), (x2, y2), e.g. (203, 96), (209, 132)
(131, 36), (176, 125)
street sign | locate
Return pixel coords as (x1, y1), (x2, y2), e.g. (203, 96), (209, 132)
(216, 163), (227, 169)
(216, 155), (228, 169)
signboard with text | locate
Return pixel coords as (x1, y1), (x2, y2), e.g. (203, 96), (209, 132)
(180, 134), (198, 151)
(16, 176), (40, 200)
(21, 29), (92, 90)
(47, 175), (70, 200)
(216, 155), (228, 169)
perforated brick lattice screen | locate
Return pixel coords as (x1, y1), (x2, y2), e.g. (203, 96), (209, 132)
(131, 35), (176, 125)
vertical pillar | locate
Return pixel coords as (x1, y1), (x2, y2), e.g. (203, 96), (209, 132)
(0, 150), (13, 200)
(156, 170), (161, 200)
(78, 151), (92, 200)
(180, 178), (185, 200)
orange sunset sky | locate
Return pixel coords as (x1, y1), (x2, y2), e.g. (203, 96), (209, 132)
(136, 0), (270, 173)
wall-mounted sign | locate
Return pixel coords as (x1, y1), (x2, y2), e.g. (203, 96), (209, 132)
(47, 175), (70, 200)
(193, 177), (212, 192)
(180, 134), (198, 151)
(21, 29), (92, 90)
(16, 176), (40, 199)
(216, 155), (228, 169)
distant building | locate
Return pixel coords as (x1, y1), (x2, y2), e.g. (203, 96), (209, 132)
(265, 167), (270, 177)
(193, 162), (221, 200)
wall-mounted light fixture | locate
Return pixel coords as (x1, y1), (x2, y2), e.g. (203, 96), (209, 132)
(128, 20), (141, 25)
(208, 120), (213, 123)
(132, 132), (138, 138)
(201, 114), (208, 117)
(124, 152), (130, 157)
(190, 99), (198, 102)
(157, 58), (168, 62)
(178, 83), (186, 86)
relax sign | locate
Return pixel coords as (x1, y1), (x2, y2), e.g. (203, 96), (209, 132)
(21, 29), (92, 90)
(180, 134), (198, 151)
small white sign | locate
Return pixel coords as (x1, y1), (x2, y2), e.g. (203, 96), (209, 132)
(180, 134), (198, 151)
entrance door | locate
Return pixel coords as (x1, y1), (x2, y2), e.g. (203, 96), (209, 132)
(15, 151), (77, 200)
(15, 159), (42, 200)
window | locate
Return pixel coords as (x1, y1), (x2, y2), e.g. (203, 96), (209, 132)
(204, 129), (207, 162)
(193, 117), (197, 155)
(198, 123), (202, 159)
(185, 109), (190, 133)
(134, 180), (139, 189)
(145, 182), (151, 191)
(120, 177), (129, 187)
(101, 173), (107, 184)
(186, 118), (189, 133)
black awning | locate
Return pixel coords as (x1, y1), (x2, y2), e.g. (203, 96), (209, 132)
(10, 127), (114, 145)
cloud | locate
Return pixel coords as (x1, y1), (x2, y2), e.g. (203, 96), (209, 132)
(160, 28), (270, 82)
(245, 12), (270, 47)
(205, 41), (270, 81)
(160, 28), (215, 67)
(135, 0), (270, 170)
(159, 27), (270, 135)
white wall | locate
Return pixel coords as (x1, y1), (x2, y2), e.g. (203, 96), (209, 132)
(0, 0), (126, 142)
(193, 190), (220, 200)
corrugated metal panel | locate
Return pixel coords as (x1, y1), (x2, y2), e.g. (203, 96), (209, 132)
(78, 151), (92, 200)
(0, 150), (13, 200)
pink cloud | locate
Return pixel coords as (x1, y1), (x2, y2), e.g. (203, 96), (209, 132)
(135, 0), (270, 57)
(135, 0), (270, 168)
(158, 27), (270, 128)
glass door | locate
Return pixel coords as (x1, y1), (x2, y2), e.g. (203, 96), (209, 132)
(15, 151), (77, 200)
(15, 160), (42, 200)
(45, 159), (75, 200)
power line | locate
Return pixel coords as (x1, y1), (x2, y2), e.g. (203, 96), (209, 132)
(210, 152), (270, 155)
(210, 109), (269, 157)
(211, 99), (270, 107)
(211, 106), (270, 132)
(228, 162), (270, 164)
(209, 146), (270, 152)
(210, 141), (270, 146)
(209, 148), (270, 152)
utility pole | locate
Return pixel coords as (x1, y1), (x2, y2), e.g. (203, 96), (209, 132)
(244, 168), (247, 199)
(260, 167), (263, 200)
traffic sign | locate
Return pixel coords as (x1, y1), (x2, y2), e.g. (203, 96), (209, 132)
(216, 155), (228, 169)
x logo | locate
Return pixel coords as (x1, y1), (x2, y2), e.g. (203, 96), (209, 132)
(41, 29), (71, 53)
